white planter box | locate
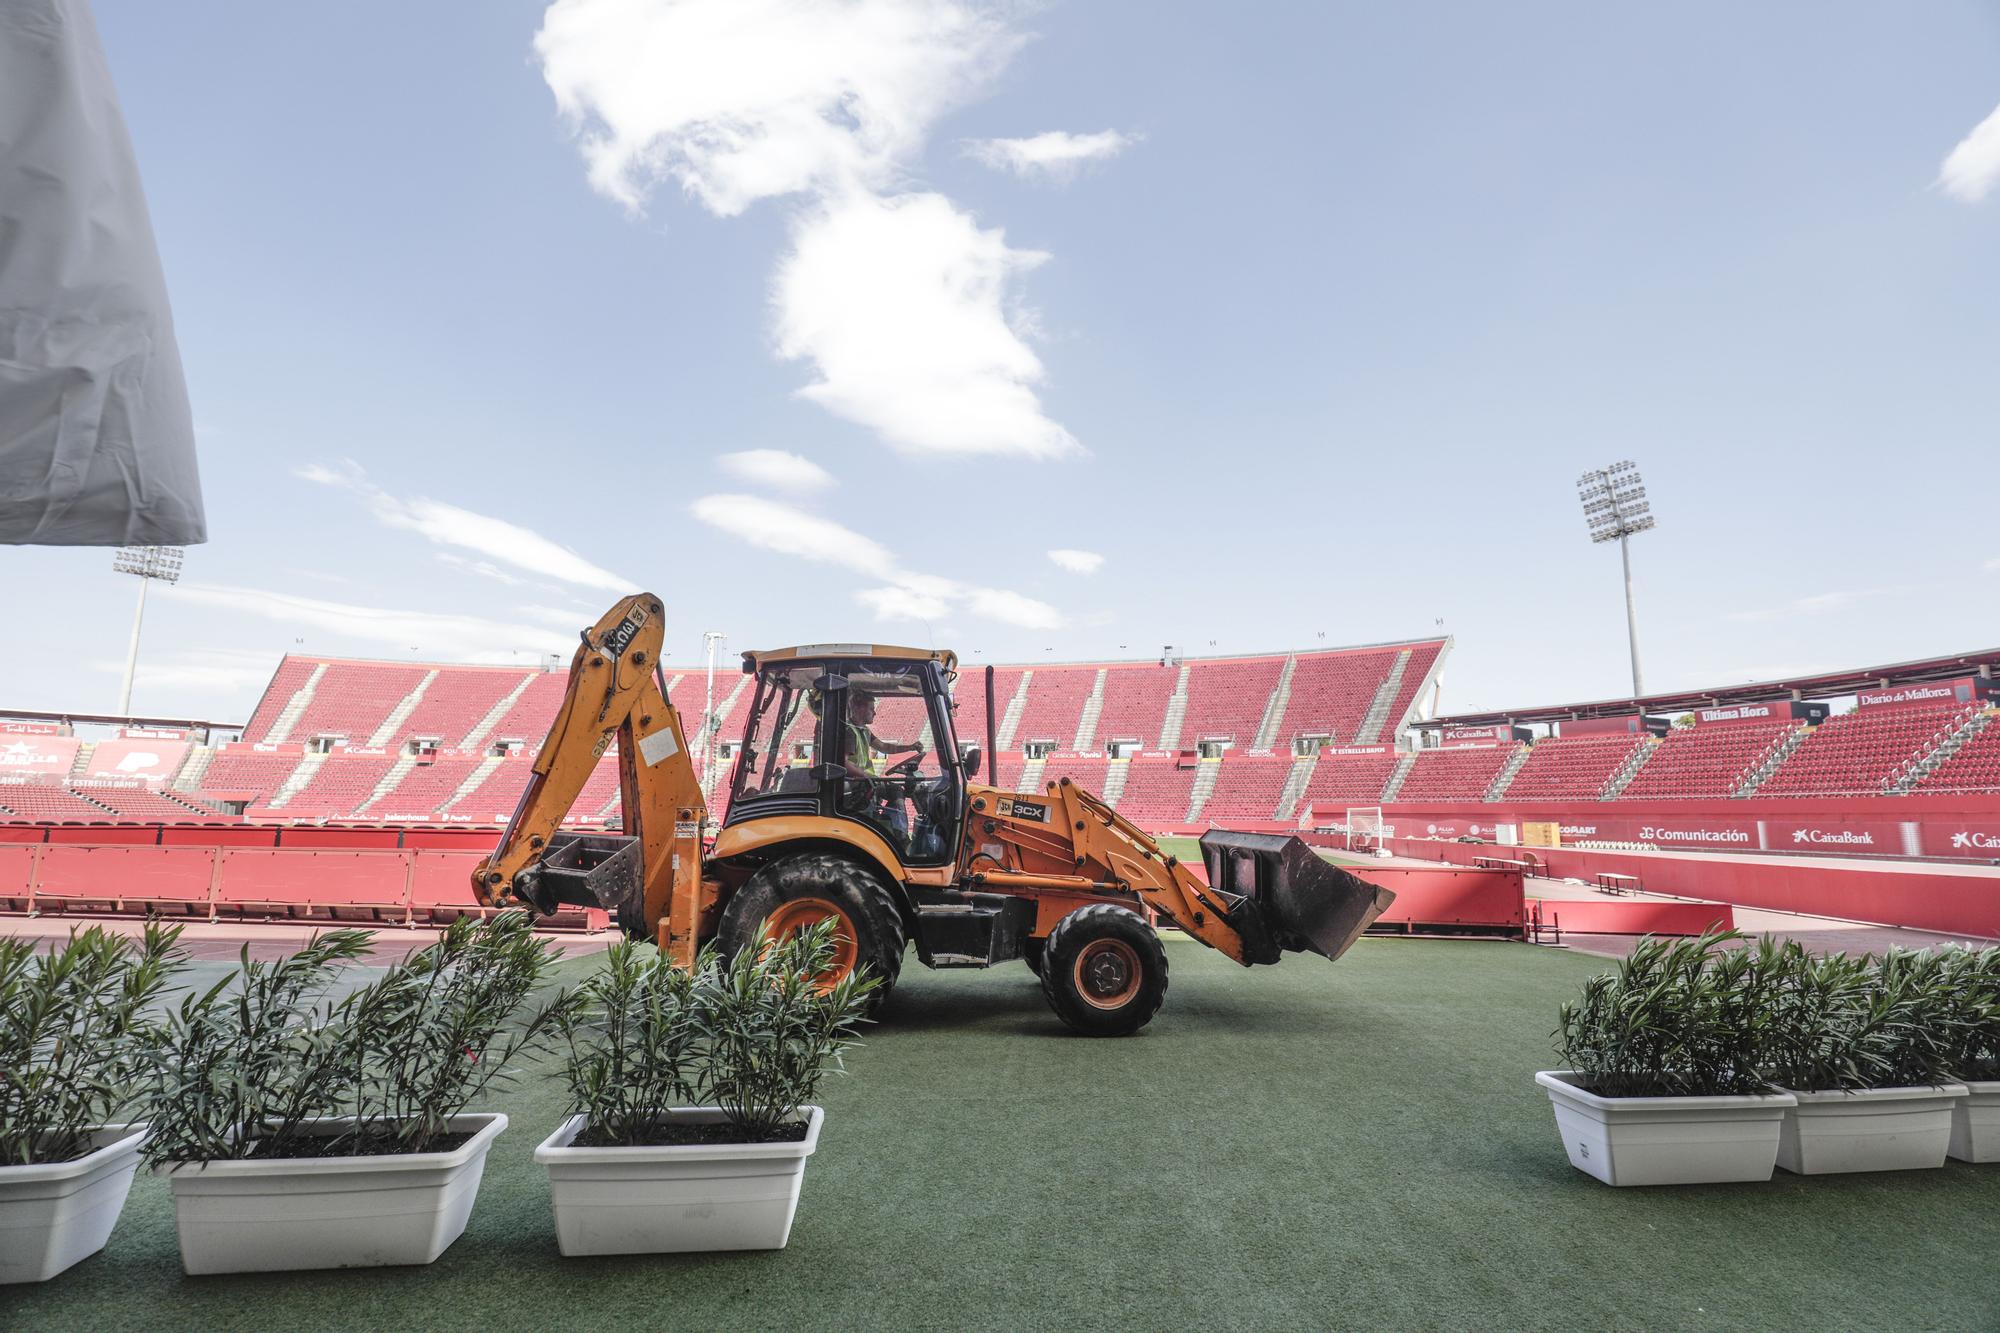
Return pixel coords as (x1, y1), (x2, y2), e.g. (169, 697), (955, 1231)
(155, 1112), (505, 1275)
(1536, 1071), (1795, 1187)
(535, 1106), (823, 1255)
(1777, 1085), (1966, 1175)
(0, 1126), (146, 1284)
(1949, 1080), (2000, 1164)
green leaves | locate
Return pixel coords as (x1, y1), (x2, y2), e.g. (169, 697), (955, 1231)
(552, 918), (878, 1144)
(1556, 935), (2000, 1097)
(1, 923), (187, 1165)
(141, 913), (564, 1164)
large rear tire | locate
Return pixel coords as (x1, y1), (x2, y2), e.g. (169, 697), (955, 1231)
(715, 854), (906, 1009)
(1039, 904), (1168, 1037)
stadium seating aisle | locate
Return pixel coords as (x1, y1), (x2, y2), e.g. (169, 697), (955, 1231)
(1179, 657), (1284, 745)
(1617, 721), (1798, 800)
(1916, 714), (2000, 794)
(1201, 755), (1294, 820)
(1299, 752), (1400, 809)
(1396, 746), (1515, 802)
(277, 754), (399, 819)
(196, 750), (306, 808)
(1009, 670), (1095, 748)
(372, 755), (485, 818)
(1758, 703), (1974, 798)
(382, 668), (530, 751)
(1092, 664), (1178, 748)
(241, 657), (319, 742)
(1114, 759), (1198, 826)
(285, 663), (430, 745)
(1502, 733), (1644, 802)
(1278, 651), (1397, 746)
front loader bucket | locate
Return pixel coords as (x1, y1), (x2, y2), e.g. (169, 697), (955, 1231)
(516, 831), (643, 921)
(1198, 830), (1395, 965)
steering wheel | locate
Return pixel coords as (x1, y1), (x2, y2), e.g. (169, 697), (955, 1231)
(886, 751), (925, 778)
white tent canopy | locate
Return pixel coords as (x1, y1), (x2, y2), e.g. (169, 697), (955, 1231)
(0, 0), (205, 545)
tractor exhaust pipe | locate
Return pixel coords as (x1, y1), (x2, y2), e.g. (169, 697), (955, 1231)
(1198, 830), (1395, 965)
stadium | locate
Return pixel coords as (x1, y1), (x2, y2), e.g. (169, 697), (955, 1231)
(6, 636), (1998, 939)
(6, 2), (2000, 1328)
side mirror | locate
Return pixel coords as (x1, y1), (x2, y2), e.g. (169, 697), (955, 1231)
(960, 745), (982, 777)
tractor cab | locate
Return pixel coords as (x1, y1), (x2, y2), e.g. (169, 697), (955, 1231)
(724, 644), (979, 869)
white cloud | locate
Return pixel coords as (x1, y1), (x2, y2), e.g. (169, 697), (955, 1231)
(1725, 589), (1875, 624)
(88, 648), (278, 695)
(691, 492), (897, 575)
(1940, 99), (2000, 203)
(298, 461), (634, 593)
(160, 583), (571, 664)
(1046, 548), (1103, 574)
(535, 0), (1022, 213)
(536, 0), (1079, 461)
(964, 129), (1138, 182)
(690, 492), (1061, 628)
(437, 552), (528, 587)
(775, 191), (1078, 458)
(717, 449), (836, 493)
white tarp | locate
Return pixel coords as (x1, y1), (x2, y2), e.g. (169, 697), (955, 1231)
(0, 0), (204, 545)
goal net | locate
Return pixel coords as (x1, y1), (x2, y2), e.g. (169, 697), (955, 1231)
(1344, 806), (1384, 852)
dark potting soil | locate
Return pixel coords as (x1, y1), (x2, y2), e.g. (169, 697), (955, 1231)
(572, 1120), (810, 1149)
(245, 1130), (477, 1160)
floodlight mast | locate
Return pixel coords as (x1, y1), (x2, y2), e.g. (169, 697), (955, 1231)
(111, 545), (184, 714)
(1576, 462), (1655, 698)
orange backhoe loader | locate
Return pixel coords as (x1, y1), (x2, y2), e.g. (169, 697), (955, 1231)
(473, 595), (1393, 1035)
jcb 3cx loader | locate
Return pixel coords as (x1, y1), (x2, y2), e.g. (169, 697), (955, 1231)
(473, 595), (1394, 1035)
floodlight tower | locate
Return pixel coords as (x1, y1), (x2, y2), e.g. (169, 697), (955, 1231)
(700, 630), (726, 790)
(1577, 461), (1655, 697)
(111, 545), (183, 714)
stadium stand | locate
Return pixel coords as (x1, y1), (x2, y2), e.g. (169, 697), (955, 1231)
(1278, 650), (1397, 745)
(286, 663), (431, 745)
(1040, 753), (1111, 796)
(1617, 721), (1800, 801)
(456, 757), (534, 823)
(0, 779), (117, 821)
(1180, 656), (1284, 745)
(71, 784), (224, 821)
(371, 755), (485, 818)
(1758, 702), (1977, 798)
(270, 753), (399, 819)
(1914, 714), (2000, 794)
(1501, 734), (1645, 802)
(484, 671), (571, 747)
(196, 750), (306, 807)
(1092, 663), (1178, 748)
(1010, 670), (1096, 748)
(382, 668), (529, 751)
(1114, 759), (1198, 826)
(241, 657), (321, 743)
(1396, 746), (1516, 803)
(1201, 754), (1294, 820)
(1299, 752), (1400, 808)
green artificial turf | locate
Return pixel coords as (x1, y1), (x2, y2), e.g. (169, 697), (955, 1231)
(12, 940), (2000, 1331)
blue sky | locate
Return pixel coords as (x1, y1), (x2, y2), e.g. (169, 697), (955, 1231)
(6, 0), (1998, 723)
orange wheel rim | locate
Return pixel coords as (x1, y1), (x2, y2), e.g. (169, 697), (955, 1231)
(1072, 938), (1142, 1010)
(762, 897), (859, 988)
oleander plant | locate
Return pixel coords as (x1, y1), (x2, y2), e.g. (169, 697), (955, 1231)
(142, 912), (567, 1165)
(0, 924), (186, 1166)
(552, 917), (878, 1146)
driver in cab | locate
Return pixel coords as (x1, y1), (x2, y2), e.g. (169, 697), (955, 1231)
(842, 689), (922, 778)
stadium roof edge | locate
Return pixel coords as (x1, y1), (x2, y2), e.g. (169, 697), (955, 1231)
(1418, 647), (2000, 729)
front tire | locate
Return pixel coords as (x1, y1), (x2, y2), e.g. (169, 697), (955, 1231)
(1039, 904), (1168, 1036)
(715, 854), (906, 1010)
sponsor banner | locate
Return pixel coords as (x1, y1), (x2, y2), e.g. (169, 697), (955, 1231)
(1925, 824), (2000, 860)
(1631, 818), (1758, 848)
(1765, 819), (1906, 853)
(1559, 715), (1652, 737)
(85, 739), (188, 784)
(0, 736), (81, 775)
(227, 741), (289, 752)
(1, 720), (65, 735)
(120, 726), (190, 740)
(1321, 744), (1394, 756)
(1855, 678), (1985, 710)
(1439, 726), (1525, 747)
(1694, 701), (1790, 727)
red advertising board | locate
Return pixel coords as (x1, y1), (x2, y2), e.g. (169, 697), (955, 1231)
(1855, 678), (1987, 710)
(0, 736), (81, 776)
(1559, 715), (1655, 737)
(1438, 726), (1526, 748)
(1694, 701), (1790, 727)
(1, 720), (65, 735)
(119, 726), (190, 740)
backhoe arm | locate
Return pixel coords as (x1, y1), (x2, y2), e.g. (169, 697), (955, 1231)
(471, 594), (708, 958)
